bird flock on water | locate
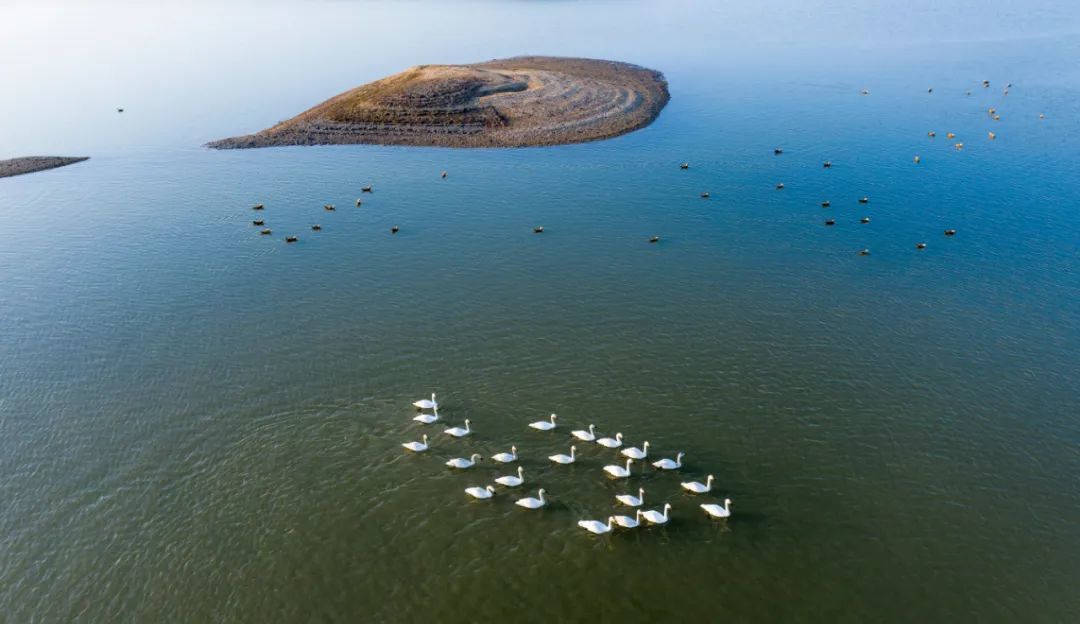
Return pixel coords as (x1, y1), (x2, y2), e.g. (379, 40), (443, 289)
(402, 393), (732, 535)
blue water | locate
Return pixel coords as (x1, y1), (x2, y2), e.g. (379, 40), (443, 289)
(1, 2), (1079, 621)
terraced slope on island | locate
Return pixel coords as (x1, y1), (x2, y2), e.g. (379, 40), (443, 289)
(208, 57), (669, 148)
(0, 156), (89, 179)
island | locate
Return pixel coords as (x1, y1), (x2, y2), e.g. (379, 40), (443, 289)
(208, 56), (669, 149)
(0, 156), (89, 179)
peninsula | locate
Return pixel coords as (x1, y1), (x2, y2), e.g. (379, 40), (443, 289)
(208, 56), (669, 149)
(0, 156), (89, 179)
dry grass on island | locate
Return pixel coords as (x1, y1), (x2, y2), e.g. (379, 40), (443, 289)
(208, 56), (669, 149)
(0, 156), (89, 179)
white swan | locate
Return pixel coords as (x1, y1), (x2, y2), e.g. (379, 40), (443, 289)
(680, 474), (714, 494)
(595, 432), (623, 448)
(652, 451), (684, 470)
(465, 485), (496, 500)
(495, 466), (525, 487)
(571, 424), (596, 442)
(701, 498), (733, 519)
(613, 509), (644, 529)
(445, 453), (481, 469)
(549, 446), (576, 465)
(578, 516), (616, 535)
(444, 419), (471, 438)
(402, 434), (429, 452)
(490, 445), (517, 463)
(528, 413), (557, 431)
(615, 487), (645, 507)
(413, 393), (438, 410)
(515, 489), (546, 509)
(603, 458), (634, 478)
(413, 405), (439, 424)
(641, 503), (672, 525)
(621, 441), (649, 459)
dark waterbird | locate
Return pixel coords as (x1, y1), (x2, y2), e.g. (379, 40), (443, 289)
(324, 204), (335, 211)
(916, 242), (927, 249)
(260, 229), (271, 235)
(700, 192), (710, 198)
(775, 183), (784, 190)
(859, 196), (869, 204)
(355, 198), (363, 207)
(823, 161), (832, 168)
(825, 219), (835, 226)
(312, 224), (322, 231)
(860, 217), (870, 224)
(252, 204), (264, 210)
(944, 229), (957, 236)
(252, 220), (264, 226)
(285, 235), (298, 243)
(774, 148), (783, 155)
(391, 226), (400, 234)
(680, 162), (689, 169)
(649, 236), (660, 243)
(821, 200), (831, 208)
(858, 248), (870, 256)
(362, 186), (373, 193)
(534, 226), (544, 234)
(441, 171), (448, 178)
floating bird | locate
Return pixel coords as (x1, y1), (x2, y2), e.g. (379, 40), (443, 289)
(515, 489), (546, 509)
(860, 89), (869, 96)
(859, 196), (869, 204)
(616, 487), (645, 507)
(578, 517), (616, 535)
(649, 236), (660, 244)
(549, 446), (577, 465)
(622, 441), (650, 460)
(604, 458), (634, 479)
(1039, 113), (1045, 120)
(653, 452), (684, 470)
(825, 219), (836, 226)
(285, 236), (298, 243)
(528, 414), (557, 431)
(465, 485), (496, 500)
(914, 155), (921, 164)
(311, 224), (322, 231)
(928, 131), (936, 137)
(252, 204), (265, 210)
(946, 132), (956, 139)
(993, 114), (1001, 121)
(413, 393), (438, 410)
(441, 171), (447, 178)
(944, 229), (957, 236)
(928, 87), (933, 93)
(117, 108), (124, 113)
(916, 242), (927, 249)
(983, 80), (990, 87)
(700, 192), (710, 198)
(966, 91), (972, 96)
(571, 424), (597, 442)
(613, 509), (644, 529)
(402, 434), (429, 453)
(988, 132), (996, 140)
(356, 199), (363, 207)
(861, 217), (870, 224)
(446, 453), (482, 469)
(413, 406), (439, 424)
(821, 200), (831, 208)
(954, 143), (964, 150)
(362, 186), (373, 193)
(774, 148), (783, 155)
(260, 229), (272, 235)
(596, 432), (623, 448)
(495, 466), (525, 487)
(533, 226), (544, 233)
(776, 183), (784, 190)
(823, 161), (832, 168)
(324, 204), (335, 211)
(680, 162), (689, 169)
(859, 248), (871, 256)
(988, 108), (996, 115)
(681, 475), (714, 494)
(391, 226), (400, 234)
(701, 498), (733, 520)
(490, 445), (518, 463)
(252, 220), (264, 226)
(641, 503), (672, 525)
(444, 419), (471, 438)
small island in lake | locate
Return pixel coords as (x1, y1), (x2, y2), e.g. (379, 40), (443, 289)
(0, 156), (89, 179)
(208, 56), (669, 149)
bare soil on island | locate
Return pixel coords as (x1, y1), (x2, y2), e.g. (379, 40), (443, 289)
(208, 57), (669, 149)
(0, 156), (89, 179)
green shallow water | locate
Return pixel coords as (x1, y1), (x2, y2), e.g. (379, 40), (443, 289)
(2, 2), (1079, 622)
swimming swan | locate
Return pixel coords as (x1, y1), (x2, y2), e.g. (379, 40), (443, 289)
(413, 393), (438, 410)
(549, 446), (576, 465)
(578, 516), (616, 535)
(681, 474), (714, 494)
(528, 414), (558, 431)
(413, 406), (439, 424)
(652, 452), (684, 470)
(604, 458), (634, 479)
(596, 433), (623, 448)
(701, 498), (733, 519)
(465, 485), (496, 500)
(621, 441), (650, 460)
(616, 487), (645, 507)
(515, 489), (546, 509)
(490, 445), (518, 463)
(402, 434), (429, 452)
(444, 419), (471, 438)
(613, 509), (644, 529)
(446, 453), (481, 469)
(571, 424), (596, 442)
(495, 466), (525, 487)
(641, 503), (672, 525)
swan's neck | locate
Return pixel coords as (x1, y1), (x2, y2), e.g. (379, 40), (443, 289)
(570, 448), (575, 459)
(625, 459), (633, 471)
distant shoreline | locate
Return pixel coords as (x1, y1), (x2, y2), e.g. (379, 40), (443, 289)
(0, 156), (89, 179)
(208, 56), (669, 149)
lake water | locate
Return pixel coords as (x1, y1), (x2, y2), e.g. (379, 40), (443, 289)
(1, 2), (1078, 621)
